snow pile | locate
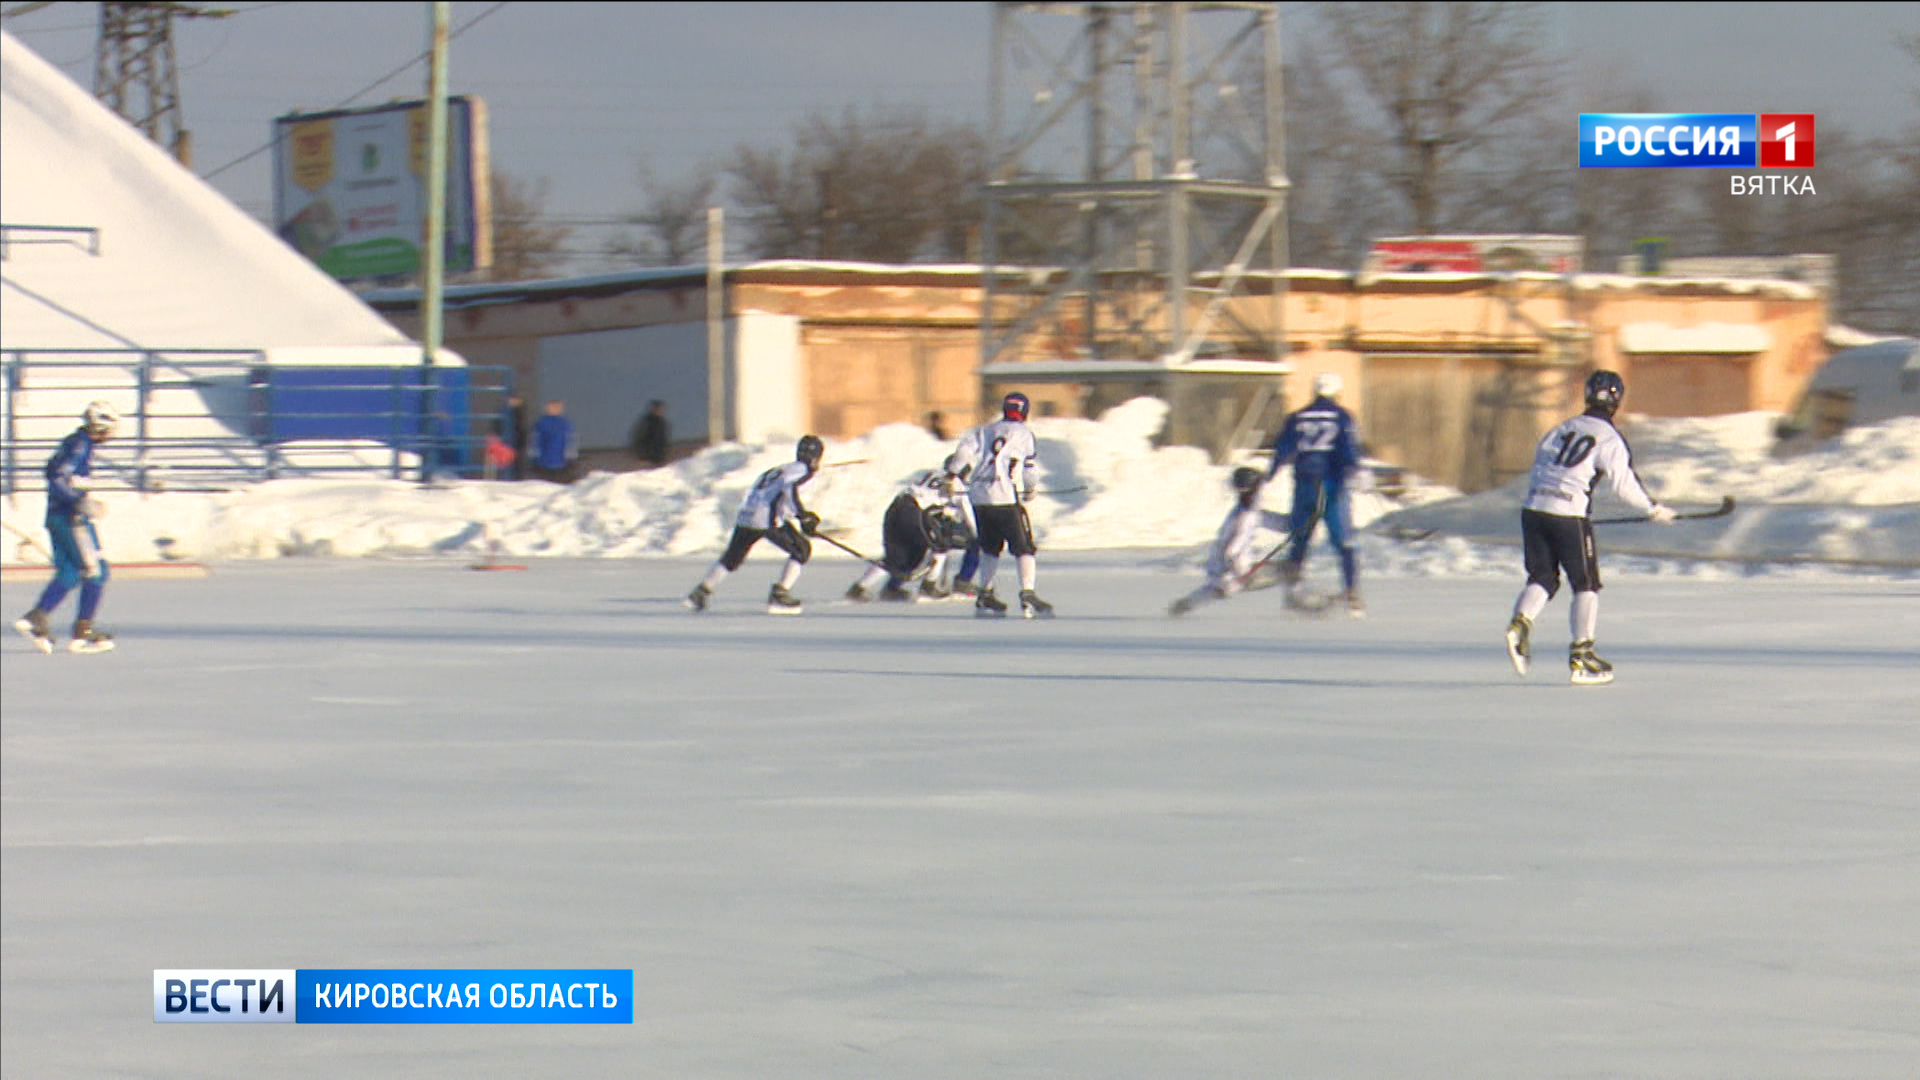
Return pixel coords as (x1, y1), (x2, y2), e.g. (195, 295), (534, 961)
(1370, 411), (1920, 569)
(4, 399), (1916, 574)
(1625, 412), (1920, 506)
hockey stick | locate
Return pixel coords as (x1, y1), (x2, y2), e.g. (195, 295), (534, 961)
(1030, 484), (1089, 497)
(813, 529), (886, 568)
(1594, 495), (1735, 526)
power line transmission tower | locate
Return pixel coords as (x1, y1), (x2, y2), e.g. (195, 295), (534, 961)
(94, 1), (230, 165)
(980, 2), (1291, 457)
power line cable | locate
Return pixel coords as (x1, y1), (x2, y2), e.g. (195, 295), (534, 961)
(199, 0), (512, 182)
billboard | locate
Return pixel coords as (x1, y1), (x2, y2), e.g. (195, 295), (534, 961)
(1363, 235), (1584, 275)
(272, 97), (492, 282)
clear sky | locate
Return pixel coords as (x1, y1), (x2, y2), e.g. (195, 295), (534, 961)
(6, 1), (1915, 274)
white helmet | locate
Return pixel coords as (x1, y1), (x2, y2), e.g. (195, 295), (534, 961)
(83, 400), (120, 440)
(1311, 372), (1343, 399)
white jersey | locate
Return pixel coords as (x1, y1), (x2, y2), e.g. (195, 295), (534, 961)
(1206, 502), (1287, 592)
(1522, 413), (1655, 518)
(907, 468), (976, 534)
(956, 419), (1037, 507)
(735, 460), (813, 530)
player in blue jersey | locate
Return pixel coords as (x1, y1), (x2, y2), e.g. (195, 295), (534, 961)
(1267, 372), (1367, 616)
(14, 401), (120, 653)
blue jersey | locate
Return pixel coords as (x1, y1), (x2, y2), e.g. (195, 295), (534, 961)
(45, 428), (97, 518)
(532, 414), (576, 470)
(1269, 397), (1361, 485)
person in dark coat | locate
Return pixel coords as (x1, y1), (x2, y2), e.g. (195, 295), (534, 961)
(632, 399), (670, 467)
(496, 394), (530, 480)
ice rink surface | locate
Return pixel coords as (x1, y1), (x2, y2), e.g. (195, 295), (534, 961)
(4, 556), (1918, 1077)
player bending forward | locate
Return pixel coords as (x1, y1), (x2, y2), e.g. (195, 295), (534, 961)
(1506, 370), (1675, 686)
(686, 435), (825, 615)
(1169, 466), (1290, 616)
(954, 392), (1053, 619)
(15, 401), (120, 654)
(845, 465), (975, 602)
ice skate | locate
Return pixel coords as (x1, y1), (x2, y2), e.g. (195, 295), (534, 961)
(844, 583), (872, 603)
(1505, 614), (1532, 677)
(879, 583), (914, 602)
(1569, 639), (1613, 686)
(1344, 588), (1366, 619)
(973, 588), (1008, 618)
(952, 579), (979, 599)
(68, 618), (114, 654)
(918, 578), (950, 600)
(1018, 589), (1055, 620)
(14, 608), (53, 654)
(1169, 592), (1201, 617)
(767, 586), (803, 616)
(684, 584), (711, 612)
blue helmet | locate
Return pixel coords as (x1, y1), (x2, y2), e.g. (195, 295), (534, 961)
(1002, 392), (1031, 422)
(1584, 370), (1626, 418)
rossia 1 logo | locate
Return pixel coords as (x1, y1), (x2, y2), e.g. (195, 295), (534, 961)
(1579, 113), (1816, 194)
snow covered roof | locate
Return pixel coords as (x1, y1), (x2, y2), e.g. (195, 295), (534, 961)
(1617, 322), (1773, 354)
(0, 32), (451, 364)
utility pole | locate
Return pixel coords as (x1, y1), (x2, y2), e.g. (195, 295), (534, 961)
(94, 1), (231, 166)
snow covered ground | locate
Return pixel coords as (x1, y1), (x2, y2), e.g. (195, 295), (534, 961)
(2, 559), (1917, 1077)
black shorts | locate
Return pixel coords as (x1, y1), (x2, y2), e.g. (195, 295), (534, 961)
(1521, 509), (1600, 596)
(718, 523), (811, 571)
(974, 504), (1036, 558)
(882, 494), (935, 577)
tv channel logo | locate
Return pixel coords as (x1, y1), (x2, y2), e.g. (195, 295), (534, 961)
(1579, 113), (1815, 168)
(154, 970), (294, 1023)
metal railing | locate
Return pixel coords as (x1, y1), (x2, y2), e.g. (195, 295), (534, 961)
(1, 349), (515, 495)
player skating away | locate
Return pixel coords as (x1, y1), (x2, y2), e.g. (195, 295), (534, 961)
(14, 401), (120, 653)
(1268, 372), (1368, 617)
(844, 467), (975, 602)
(955, 392), (1053, 618)
(1168, 467), (1290, 616)
(1505, 370), (1677, 685)
(685, 435), (826, 615)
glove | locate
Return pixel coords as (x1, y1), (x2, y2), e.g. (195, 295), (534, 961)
(78, 495), (108, 520)
(1647, 504), (1677, 526)
(798, 510), (821, 536)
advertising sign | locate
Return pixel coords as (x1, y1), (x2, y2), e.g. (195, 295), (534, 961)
(1363, 235), (1584, 275)
(273, 97), (492, 281)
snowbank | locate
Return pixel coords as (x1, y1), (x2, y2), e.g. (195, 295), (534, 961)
(3, 399), (1915, 575)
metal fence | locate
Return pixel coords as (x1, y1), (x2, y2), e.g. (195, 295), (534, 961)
(1, 349), (515, 494)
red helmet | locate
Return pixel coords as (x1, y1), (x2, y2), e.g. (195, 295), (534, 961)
(1002, 392), (1031, 422)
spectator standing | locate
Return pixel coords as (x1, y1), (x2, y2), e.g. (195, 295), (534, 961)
(531, 399), (579, 484)
(497, 394), (530, 480)
(632, 399), (671, 467)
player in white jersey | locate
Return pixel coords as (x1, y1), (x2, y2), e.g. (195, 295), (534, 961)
(845, 465), (975, 602)
(1505, 370), (1676, 685)
(1169, 467), (1289, 615)
(686, 435), (825, 615)
(955, 393), (1053, 618)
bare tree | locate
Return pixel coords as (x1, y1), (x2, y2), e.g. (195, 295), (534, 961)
(608, 162), (718, 267)
(1311, 1), (1556, 235)
(725, 107), (989, 263)
(486, 171), (573, 282)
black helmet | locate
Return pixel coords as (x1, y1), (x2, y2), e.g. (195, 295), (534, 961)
(1231, 466), (1263, 494)
(1002, 392), (1031, 422)
(796, 434), (824, 469)
(1584, 370), (1626, 418)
